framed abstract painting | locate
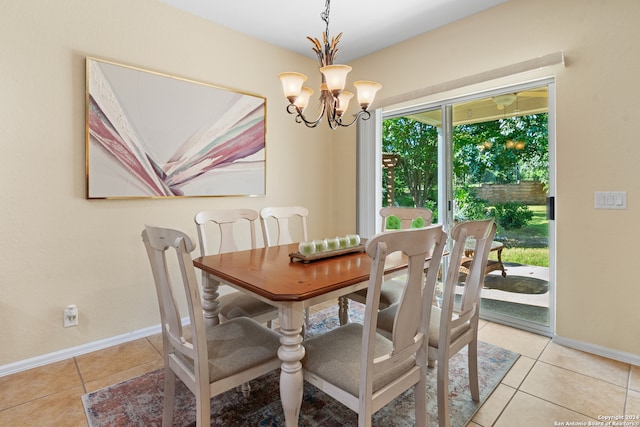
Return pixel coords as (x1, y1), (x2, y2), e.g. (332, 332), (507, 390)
(85, 57), (266, 199)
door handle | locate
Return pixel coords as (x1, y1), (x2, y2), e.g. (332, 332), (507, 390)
(546, 196), (555, 220)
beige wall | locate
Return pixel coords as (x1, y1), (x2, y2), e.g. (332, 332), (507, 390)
(1, 0), (639, 368)
(345, 0), (640, 358)
(0, 0), (341, 366)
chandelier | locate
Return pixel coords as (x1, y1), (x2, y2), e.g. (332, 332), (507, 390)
(278, 0), (382, 129)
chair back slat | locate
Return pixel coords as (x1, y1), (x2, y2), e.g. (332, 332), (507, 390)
(194, 209), (259, 256)
(260, 206), (309, 246)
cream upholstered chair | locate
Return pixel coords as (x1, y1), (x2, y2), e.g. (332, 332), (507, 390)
(339, 206), (434, 325)
(194, 209), (278, 327)
(302, 225), (447, 427)
(141, 225), (281, 427)
(259, 205), (309, 246)
(377, 219), (497, 427)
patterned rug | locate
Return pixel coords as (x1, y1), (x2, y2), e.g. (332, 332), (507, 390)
(82, 304), (519, 426)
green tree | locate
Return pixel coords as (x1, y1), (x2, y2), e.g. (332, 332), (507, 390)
(382, 113), (549, 207)
(453, 114), (549, 185)
(382, 117), (439, 207)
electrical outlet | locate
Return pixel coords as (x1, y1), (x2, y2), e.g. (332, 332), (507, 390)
(64, 305), (78, 327)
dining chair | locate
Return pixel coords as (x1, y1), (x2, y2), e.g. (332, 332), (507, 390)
(338, 206), (434, 325)
(141, 225), (281, 427)
(259, 205), (309, 247)
(302, 225), (447, 427)
(260, 205), (310, 325)
(194, 209), (278, 327)
(376, 219), (497, 427)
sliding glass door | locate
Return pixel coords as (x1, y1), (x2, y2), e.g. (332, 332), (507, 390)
(359, 80), (555, 335)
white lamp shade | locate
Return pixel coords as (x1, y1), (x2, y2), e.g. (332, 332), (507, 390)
(278, 72), (308, 102)
(293, 87), (314, 111)
(320, 65), (352, 94)
(353, 80), (382, 109)
(336, 90), (354, 116)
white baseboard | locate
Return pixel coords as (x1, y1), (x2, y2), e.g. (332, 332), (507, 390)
(553, 335), (640, 366)
(0, 322), (173, 378)
(4, 323), (638, 378)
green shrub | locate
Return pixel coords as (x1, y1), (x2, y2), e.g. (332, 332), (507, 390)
(490, 202), (533, 229)
(453, 187), (489, 221)
(424, 200), (438, 222)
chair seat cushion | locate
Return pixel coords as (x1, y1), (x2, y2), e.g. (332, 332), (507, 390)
(427, 306), (470, 347)
(302, 323), (415, 396)
(218, 292), (278, 320)
(376, 305), (469, 347)
(348, 277), (406, 308)
(179, 317), (281, 383)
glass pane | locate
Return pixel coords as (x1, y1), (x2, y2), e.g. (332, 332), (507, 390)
(381, 109), (442, 224)
(451, 88), (550, 328)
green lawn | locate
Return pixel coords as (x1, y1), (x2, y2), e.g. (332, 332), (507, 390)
(495, 247), (548, 267)
(496, 205), (549, 267)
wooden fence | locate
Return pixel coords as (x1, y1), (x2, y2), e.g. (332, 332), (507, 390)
(473, 181), (546, 205)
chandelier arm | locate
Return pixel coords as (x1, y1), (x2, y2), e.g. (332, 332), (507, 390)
(329, 109), (372, 128)
(286, 103), (326, 128)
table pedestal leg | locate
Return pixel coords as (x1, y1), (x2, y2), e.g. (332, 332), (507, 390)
(201, 273), (221, 327)
(277, 305), (305, 427)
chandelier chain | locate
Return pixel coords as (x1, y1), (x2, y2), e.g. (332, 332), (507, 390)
(321, 0), (331, 38)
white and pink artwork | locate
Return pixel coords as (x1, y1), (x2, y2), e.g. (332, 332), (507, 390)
(86, 58), (266, 198)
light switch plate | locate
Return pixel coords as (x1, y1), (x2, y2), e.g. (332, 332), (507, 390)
(595, 191), (627, 209)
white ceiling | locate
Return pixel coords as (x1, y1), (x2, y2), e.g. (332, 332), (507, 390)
(158, 0), (508, 62)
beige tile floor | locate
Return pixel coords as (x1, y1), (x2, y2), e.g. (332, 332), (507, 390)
(1, 309), (639, 426)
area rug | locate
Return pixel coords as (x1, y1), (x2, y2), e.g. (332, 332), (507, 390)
(82, 304), (519, 427)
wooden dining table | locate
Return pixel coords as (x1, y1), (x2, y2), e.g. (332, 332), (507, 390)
(193, 241), (413, 427)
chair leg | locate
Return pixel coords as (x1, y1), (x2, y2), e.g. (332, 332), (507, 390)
(338, 296), (349, 325)
(414, 372), (428, 427)
(195, 383), (211, 426)
(437, 355), (450, 427)
(162, 368), (176, 427)
(468, 340), (480, 402)
(241, 381), (252, 397)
